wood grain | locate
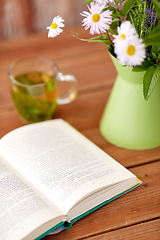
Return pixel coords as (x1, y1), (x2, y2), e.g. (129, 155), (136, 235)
(0, 101), (160, 168)
(0, 30), (160, 169)
(0, 26), (160, 240)
(1, 0), (33, 39)
(43, 161), (160, 240)
(0, 0), (86, 39)
(0, 29), (113, 105)
(86, 219), (160, 240)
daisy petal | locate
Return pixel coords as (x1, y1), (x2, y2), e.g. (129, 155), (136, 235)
(47, 15), (65, 38)
(80, 2), (112, 35)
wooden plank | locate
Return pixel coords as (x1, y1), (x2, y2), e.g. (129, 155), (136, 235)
(42, 161), (160, 240)
(0, 48), (115, 105)
(85, 219), (160, 240)
(0, 27), (105, 59)
(0, 29), (116, 105)
(83, 128), (160, 168)
(0, 87), (111, 137)
(0, 107), (160, 168)
(1, 0), (33, 39)
(0, 21), (159, 240)
(55, 88), (111, 131)
(0, 88), (160, 168)
(0, 1), (4, 39)
(33, 0), (85, 32)
(0, 0), (86, 39)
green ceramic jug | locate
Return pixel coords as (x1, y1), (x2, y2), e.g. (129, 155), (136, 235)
(100, 54), (160, 150)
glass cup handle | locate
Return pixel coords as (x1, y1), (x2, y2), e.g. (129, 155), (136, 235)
(57, 72), (77, 105)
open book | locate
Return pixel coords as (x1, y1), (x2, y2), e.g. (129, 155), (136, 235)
(0, 119), (141, 240)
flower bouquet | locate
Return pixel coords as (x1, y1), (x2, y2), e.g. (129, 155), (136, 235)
(47, 0), (160, 150)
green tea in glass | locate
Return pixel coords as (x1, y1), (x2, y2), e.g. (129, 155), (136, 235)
(8, 57), (77, 123)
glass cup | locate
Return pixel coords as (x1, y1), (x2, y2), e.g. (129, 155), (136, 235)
(8, 57), (77, 123)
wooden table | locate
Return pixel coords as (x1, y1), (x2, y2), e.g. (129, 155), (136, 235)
(0, 27), (160, 240)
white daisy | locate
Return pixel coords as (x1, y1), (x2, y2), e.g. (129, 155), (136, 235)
(47, 15), (65, 38)
(114, 36), (146, 66)
(80, 2), (112, 35)
(113, 21), (137, 46)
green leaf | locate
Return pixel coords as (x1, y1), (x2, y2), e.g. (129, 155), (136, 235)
(88, 34), (109, 44)
(143, 24), (160, 46)
(132, 60), (153, 72)
(108, 28), (117, 35)
(91, 35), (108, 40)
(116, 10), (123, 18)
(75, 32), (79, 38)
(88, 39), (110, 44)
(122, 0), (136, 16)
(108, 6), (117, 14)
(84, 0), (93, 4)
(152, 45), (160, 55)
(108, 44), (116, 57)
(151, 0), (160, 18)
(143, 66), (160, 100)
(89, 35), (109, 40)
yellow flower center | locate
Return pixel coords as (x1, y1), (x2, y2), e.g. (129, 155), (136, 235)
(92, 13), (100, 22)
(51, 23), (58, 29)
(127, 45), (135, 56)
(119, 34), (125, 40)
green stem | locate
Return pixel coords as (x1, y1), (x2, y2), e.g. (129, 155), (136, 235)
(63, 31), (89, 42)
(106, 31), (114, 47)
(155, 59), (159, 65)
(119, 0), (122, 14)
(140, 1), (145, 38)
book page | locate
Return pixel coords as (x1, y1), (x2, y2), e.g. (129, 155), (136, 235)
(68, 177), (138, 221)
(0, 119), (136, 215)
(0, 157), (63, 240)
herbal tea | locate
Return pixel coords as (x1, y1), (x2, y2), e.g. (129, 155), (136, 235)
(11, 72), (58, 123)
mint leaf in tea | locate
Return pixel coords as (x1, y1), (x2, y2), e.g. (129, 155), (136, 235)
(11, 72), (58, 123)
